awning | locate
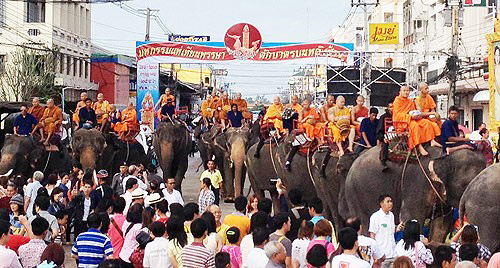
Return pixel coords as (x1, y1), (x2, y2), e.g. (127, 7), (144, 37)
(429, 77), (488, 95)
(472, 90), (489, 102)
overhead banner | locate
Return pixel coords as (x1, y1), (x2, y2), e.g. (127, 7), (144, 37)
(369, 23), (399, 45)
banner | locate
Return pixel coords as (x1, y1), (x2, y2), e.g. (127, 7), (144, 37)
(136, 63), (159, 130)
(369, 23), (399, 45)
(169, 35), (211, 42)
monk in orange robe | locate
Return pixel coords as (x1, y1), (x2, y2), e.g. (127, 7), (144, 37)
(215, 91), (232, 127)
(328, 96), (355, 156)
(263, 96), (284, 132)
(299, 99), (324, 141)
(351, 95), (369, 135)
(416, 82), (441, 125)
(393, 86), (441, 156)
(320, 94), (335, 122)
(115, 103), (139, 141)
(72, 92), (88, 126)
(209, 91), (220, 122)
(32, 99), (62, 146)
(155, 88), (175, 119)
(232, 92), (252, 120)
(93, 93), (111, 131)
(28, 97), (45, 123)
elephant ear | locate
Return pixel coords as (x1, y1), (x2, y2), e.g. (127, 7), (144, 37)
(215, 133), (229, 152)
(29, 143), (44, 168)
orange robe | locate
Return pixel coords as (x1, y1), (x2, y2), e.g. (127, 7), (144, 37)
(215, 98), (232, 120)
(353, 106), (368, 134)
(28, 105), (45, 123)
(116, 108), (139, 133)
(320, 105), (334, 123)
(72, 101), (86, 124)
(328, 107), (352, 142)
(41, 106), (63, 134)
(300, 108), (324, 139)
(93, 100), (110, 124)
(263, 103), (284, 132)
(200, 98), (211, 117)
(232, 99), (252, 119)
(209, 96), (220, 119)
(415, 94), (436, 112)
(289, 104), (303, 113)
(393, 96), (441, 149)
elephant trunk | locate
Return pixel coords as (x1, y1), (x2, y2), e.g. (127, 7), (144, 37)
(80, 148), (97, 172)
(159, 142), (174, 179)
(0, 153), (15, 176)
(231, 140), (246, 197)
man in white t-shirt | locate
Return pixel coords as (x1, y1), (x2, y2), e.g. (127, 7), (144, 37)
(369, 194), (404, 268)
(345, 216), (384, 266)
(143, 221), (172, 268)
(162, 178), (184, 206)
(331, 227), (371, 268)
(245, 228), (269, 268)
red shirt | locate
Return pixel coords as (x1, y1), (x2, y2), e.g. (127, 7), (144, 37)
(158, 217), (168, 224)
(5, 235), (30, 254)
(0, 196), (11, 212)
(130, 248), (145, 268)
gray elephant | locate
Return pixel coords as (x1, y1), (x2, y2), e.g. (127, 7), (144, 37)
(153, 121), (191, 191)
(459, 163), (500, 253)
(72, 129), (107, 172)
(341, 146), (485, 242)
(0, 134), (72, 180)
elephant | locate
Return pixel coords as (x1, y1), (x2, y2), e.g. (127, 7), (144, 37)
(153, 121), (191, 191)
(340, 145), (486, 242)
(99, 134), (150, 176)
(459, 163), (500, 253)
(0, 134), (72, 181)
(72, 129), (107, 172)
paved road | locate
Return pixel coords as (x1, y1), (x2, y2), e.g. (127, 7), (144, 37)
(63, 152), (249, 267)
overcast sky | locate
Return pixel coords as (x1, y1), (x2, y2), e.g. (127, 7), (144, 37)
(91, 0), (352, 97)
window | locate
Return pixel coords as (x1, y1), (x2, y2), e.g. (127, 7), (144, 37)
(73, 58), (78, 77)
(355, 33), (362, 47)
(0, 55), (6, 74)
(66, 56), (71, 75)
(384, 12), (393, 22)
(0, 0), (5, 27)
(60, 54), (65, 74)
(85, 61), (88, 78)
(26, 0), (45, 23)
(79, 59), (83, 77)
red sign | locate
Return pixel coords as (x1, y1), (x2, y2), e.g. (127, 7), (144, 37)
(224, 23), (262, 60)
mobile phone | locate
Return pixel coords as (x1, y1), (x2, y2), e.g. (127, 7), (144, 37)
(270, 178), (279, 186)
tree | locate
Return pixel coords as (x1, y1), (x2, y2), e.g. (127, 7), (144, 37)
(0, 48), (57, 102)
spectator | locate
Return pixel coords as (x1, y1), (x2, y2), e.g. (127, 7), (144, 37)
(344, 216), (384, 266)
(0, 182), (18, 211)
(92, 170), (114, 206)
(246, 194), (259, 218)
(369, 194), (403, 268)
(71, 213), (113, 268)
(38, 243), (65, 268)
(169, 203), (184, 219)
(307, 197), (336, 245)
(223, 196), (251, 242)
(450, 224), (491, 263)
(246, 228), (270, 268)
(331, 227), (370, 268)
(142, 207), (155, 232)
(200, 160), (223, 205)
(488, 253), (500, 268)
(69, 178), (95, 238)
(257, 198), (274, 232)
(182, 218), (216, 268)
(221, 227), (243, 268)
(183, 202), (199, 234)
(201, 211), (223, 253)
(54, 209), (68, 244)
(48, 187), (64, 215)
(215, 252), (231, 268)
(143, 221), (171, 268)
(392, 256), (414, 268)
(264, 241), (286, 268)
(30, 196), (59, 242)
(476, 128), (494, 166)
(108, 197), (126, 259)
(198, 177), (216, 214)
(119, 203), (144, 266)
(56, 172), (70, 201)
(285, 188), (311, 241)
(307, 219), (336, 265)
(111, 163), (128, 196)
(209, 204), (230, 245)
(305, 244), (328, 268)
(394, 220), (433, 267)
(45, 174), (58, 196)
(95, 199), (113, 214)
(154, 199), (169, 223)
(167, 216), (192, 268)
(0, 209), (30, 254)
(19, 217), (49, 268)
(269, 212), (292, 267)
(434, 245), (457, 268)
(241, 211), (270, 267)
(25, 171), (44, 218)
(130, 231), (152, 268)
(469, 123), (487, 141)
(292, 220), (314, 268)
(458, 243), (481, 267)
(98, 259), (122, 268)
(162, 178), (184, 206)
(9, 194), (25, 235)
(122, 166), (148, 194)
(99, 212), (111, 236)
(0, 219), (22, 268)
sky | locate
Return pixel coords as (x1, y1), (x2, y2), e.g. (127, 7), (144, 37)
(91, 0), (352, 97)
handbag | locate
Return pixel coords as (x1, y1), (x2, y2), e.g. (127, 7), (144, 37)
(414, 242), (426, 268)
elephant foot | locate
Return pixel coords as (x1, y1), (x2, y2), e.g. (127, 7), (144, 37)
(224, 198), (235, 203)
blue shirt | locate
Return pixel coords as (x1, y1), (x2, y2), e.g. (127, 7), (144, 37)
(359, 117), (379, 146)
(14, 113), (37, 135)
(440, 119), (459, 149)
(71, 228), (113, 268)
(227, 111), (243, 127)
(79, 107), (97, 128)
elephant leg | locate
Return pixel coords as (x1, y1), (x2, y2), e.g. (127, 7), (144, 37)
(429, 207), (453, 243)
(174, 156), (188, 193)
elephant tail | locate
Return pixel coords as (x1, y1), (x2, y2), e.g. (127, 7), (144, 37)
(459, 199), (466, 226)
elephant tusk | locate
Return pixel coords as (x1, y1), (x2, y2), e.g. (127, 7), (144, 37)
(0, 169), (13, 177)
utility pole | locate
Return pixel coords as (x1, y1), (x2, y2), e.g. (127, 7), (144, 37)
(448, 2), (460, 108)
(138, 7), (159, 41)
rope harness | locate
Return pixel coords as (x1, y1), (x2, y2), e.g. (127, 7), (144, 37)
(42, 151), (52, 173)
(306, 147), (316, 188)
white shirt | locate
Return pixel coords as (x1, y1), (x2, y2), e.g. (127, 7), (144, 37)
(369, 208), (396, 258)
(469, 130), (493, 144)
(331, 253), (371, 268)
(162, 188), (184, 206)
(395, 240), (434, 266)
(83, 197), (91, 221)
(246, 247), (269, 268)
(121, 191), (133, 216)
(357, 235), (384, 266)
(203, 232), (218, 254)
(291, 238), (310, 268)
(143, 237), (172, 268)
(25, 181), (42, 218)
(0, 245), (22, 268)
(122, 175), (148, 193)
(240, 234), (254, 267)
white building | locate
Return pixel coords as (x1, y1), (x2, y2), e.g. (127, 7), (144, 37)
(0, 0), (96, 101)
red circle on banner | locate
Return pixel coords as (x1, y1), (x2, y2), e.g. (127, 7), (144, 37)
(224, 23), (262, 52)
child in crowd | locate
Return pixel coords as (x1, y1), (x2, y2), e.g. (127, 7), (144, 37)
(220, 227), (242, 268)
(54, 209), (68, 244)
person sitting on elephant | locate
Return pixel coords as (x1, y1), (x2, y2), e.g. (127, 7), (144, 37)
(327, 95), (355, 156)
(154, 87), (175, 119)
(232, 92), (252, 121)
(227, 104), (244, 128)
(351, 95), (369, 136)
(449, 224), (491, 264)
(114, 103), (139, 141)
(440, 105), (475, 155)
(200, 94), (213, 126)
(376, 103), (393, 171)
(28, 97), (45, 123)
(283, 95), (302, 135)
(215, 91), (232, 128)
(200, 160), (223, 205)
(93, 93), (111, 132)
(264, 96), (284, 134)
(108, 104), (121, 133)
(160, 101), (176, 122)
(14, 105), (37, 136)
(416, 82), (440, 125)
(320, 94), (335, 123)
(31, 99), (63, 146)
(299, 98), (324, 142)
(72, 92), (89, 127)
(78, 98), (97, 129)
(356, 107), (379, 154)
(393, 86), (441, 156)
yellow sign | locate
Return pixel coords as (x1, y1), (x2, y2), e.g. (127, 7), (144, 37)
(486, 19), (500, 131)
(369, 23), (399, 45)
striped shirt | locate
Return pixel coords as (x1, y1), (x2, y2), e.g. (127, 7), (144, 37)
(71, 228), (113, 268)
(182, 242), (215, 268)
